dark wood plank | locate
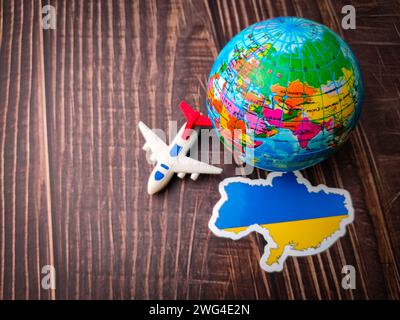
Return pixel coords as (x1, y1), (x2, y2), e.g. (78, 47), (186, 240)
(0, 0), (399, 299)
(0, 0), (54, 299)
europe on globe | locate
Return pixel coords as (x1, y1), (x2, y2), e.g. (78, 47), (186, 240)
(206, 16), (364, 171)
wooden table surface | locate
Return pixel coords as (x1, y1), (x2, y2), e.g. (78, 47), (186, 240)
(0, 0), (399, 300)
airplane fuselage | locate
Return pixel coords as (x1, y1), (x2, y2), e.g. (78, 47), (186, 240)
(147, 123), (199, 194)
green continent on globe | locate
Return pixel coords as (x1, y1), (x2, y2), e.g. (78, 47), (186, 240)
(206, 16), (363, 171)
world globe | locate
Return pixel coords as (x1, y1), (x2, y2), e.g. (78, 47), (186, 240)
(206, 17), (363, 171)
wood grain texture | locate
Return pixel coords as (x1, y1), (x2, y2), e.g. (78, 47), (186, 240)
(0, 0), (399, 299)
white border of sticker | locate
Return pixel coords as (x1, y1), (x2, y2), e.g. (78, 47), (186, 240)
(208, 171), (354, 272)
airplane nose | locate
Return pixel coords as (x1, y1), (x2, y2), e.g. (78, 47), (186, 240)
(147, 167), (172, 195)
(147, 183), (158, 195)
(147, 176), (163, 195)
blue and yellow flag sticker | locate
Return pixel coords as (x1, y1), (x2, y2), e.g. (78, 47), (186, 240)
(209, 171), (354, 272)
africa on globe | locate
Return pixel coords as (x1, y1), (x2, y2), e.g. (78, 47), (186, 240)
(206, 17), (363, 171)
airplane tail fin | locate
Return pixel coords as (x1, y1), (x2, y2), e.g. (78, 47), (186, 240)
(179, 101), (212, 128)
(179, 101), (213, 139)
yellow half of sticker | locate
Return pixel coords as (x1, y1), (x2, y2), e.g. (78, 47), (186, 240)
(224, 215), (348, 266)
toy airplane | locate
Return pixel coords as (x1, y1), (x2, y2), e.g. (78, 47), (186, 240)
(139, 101), (223, 195)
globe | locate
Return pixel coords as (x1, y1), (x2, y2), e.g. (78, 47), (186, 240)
(206, 17), (363, 171)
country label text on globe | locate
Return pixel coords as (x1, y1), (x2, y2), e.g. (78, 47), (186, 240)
(206, 17), (363, 171)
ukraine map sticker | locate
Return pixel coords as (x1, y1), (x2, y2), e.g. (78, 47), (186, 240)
(209, 171), (354, 272)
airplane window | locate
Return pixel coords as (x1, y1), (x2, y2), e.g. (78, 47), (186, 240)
(155, 171), (165, 181)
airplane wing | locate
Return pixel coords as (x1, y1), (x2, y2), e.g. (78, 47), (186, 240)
(174, 156), (222, 174)
(138, 121), (169, 161)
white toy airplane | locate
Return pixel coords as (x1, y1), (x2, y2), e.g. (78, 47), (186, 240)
(139, 101), (223, 195)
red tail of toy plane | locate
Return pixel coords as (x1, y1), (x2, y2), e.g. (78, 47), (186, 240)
(179, 101), (212, 139)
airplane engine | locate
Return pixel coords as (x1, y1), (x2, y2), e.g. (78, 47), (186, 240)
(190, 173), (200, 181)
